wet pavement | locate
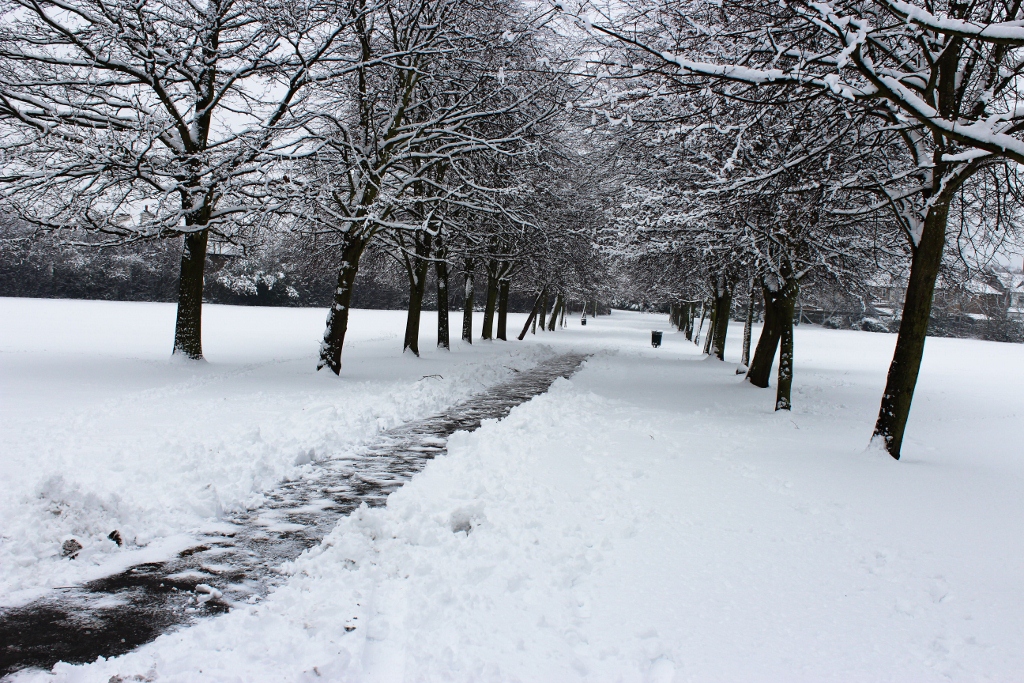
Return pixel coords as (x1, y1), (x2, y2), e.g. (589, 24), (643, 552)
(0, 353), (588, 678)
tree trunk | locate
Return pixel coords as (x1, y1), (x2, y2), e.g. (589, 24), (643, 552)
(702, 299), (716, 355)
(694, 300), (707, 346)
(873, 203), (950, 459)
(461, 259), (474, 344)
(481, 263), (498, 340)
(711, 284), (733, 361)
(547, 293), (562, 331)
(172, 229), (210, 359)
(538, 291), (547, 331)
(403, 265), (427, 356)
(740, 279), (755, 369)
(746, 283), (782, 387)
(518, 288), (545, 340)
(684, 302), (694, 341)
(435, 240), (449, 350)
(403, 234), (431, 356)
(775, 283), (798, 410)
(318, 234), (366, 374)
(496, 279), (510, 340)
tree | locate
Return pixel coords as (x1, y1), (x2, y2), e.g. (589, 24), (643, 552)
(578, 0), (1024, 456)
(287, 0), (564, 372)
(0, 0), (350, 358)
(602, 86), (889, 409)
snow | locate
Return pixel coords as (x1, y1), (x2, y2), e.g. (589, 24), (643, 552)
(4, 299), (1024, 681)
(0, 298), (549, 608)
(885, 0), (1024, 42)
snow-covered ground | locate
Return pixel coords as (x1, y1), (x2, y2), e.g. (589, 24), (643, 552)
(0, 298), (549, 608)
(3, 298), (1023, 681)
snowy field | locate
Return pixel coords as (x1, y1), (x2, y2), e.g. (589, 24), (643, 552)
(2, 297), (1023, 682)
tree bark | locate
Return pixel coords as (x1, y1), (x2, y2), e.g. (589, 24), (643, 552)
(684, 302), (694, 341)
(694, 300), (707, 346)
(710, 283), (733, 361)
(481, 262), (498, 340)
(775, 282), (798, 410)
(172, 229), (210, 359)
(872, 202), (950, 459)
(435, 239), (449, 350)
(318, 234), (367, 374)
(547, 293), (562, 331)
(403, 265), (427, 356)
(518, 288), (546, 340)
(538, 291), (547, 331)
(403, 233), (431, 356)
(740, 279), (755, 369)
(496, 279), (510, 340)
(461, 259), (474, 344)
(747, 284), (782, 388)
(702, 299), (716, 355)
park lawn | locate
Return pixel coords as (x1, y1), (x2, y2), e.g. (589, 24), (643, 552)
(3, 298), (1023, 681)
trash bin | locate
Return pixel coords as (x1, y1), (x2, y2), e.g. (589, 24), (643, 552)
(581, 317), (587, 326)
(651, 330), (663, 348)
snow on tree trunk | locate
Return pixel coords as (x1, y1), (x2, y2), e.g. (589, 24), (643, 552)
(711, 282), (733, 361)
(702, 299), (716, 355)
(519, 288), (546, 340)
(694, 301), (707, 346)
(319, 236), (366, 375)
(740, 279), (755, 369)
(547, 293), (562, 331)
(775, 283), (798, 411)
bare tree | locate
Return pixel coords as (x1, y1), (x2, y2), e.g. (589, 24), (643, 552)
(577, 0), (1024, 457)
(0, 0), (351, 358)
(284, 0), (564, 373)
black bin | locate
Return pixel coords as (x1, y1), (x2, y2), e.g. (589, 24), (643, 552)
(651, 330), (663, 348)
(581, 318), (587, 326)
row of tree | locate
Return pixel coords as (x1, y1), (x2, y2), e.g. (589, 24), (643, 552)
(0, 0), (611, 370)
(571, 0), (1024, 459)
(3, 0), (1023, 461)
